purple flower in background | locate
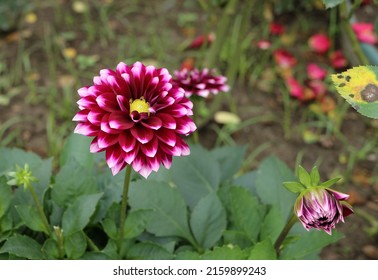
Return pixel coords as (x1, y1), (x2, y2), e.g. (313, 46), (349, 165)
(73, 61), (196, 178)
(172, 68), (229, 98)
(294, 187), (353, 235)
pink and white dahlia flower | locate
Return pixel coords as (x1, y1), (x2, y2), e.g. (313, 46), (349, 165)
(172, 68), (229, 98)
(294, 187), (353, 235)
(73, 61), (196, 178)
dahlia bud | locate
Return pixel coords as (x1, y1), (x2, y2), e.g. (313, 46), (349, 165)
(283, 166), (353, 235)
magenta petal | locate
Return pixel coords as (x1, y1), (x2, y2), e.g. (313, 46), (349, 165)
(105, 146), (125, 168)
(139, 165), (153, 179)
(90, 137), (104, 153)
(111, 161), (127, 175)
(108, 112), (134, 130)
(157, 113), (176, 129)
(341, 202), (354, 217)
(141, 116), (162, 130)
(326, 189), (349, 201)
(87, 110), (104, 126)
(72, 110), (89, 122)
(156, 128), (176, 147)
(96, 93), (119, 112)
(77, 96), (96, 108)
(119, 131), (136, 152)
(74, 123), (99, 136)
(130, 126), (153, 144)
(116, 95), (129, 112)
(125, 148), (138, 164)
(141, 137), (158, 157)
(97, 132), (119, 149)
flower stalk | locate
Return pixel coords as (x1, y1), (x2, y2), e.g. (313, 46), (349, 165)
(117, 164), (132, 254)
(28, 185), (52, 236)
(274, 214), (298, 254)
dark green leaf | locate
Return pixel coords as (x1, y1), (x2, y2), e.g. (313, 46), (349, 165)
(62, 193), (103, 236)
(280, 224), (343, 259)
(171, 145), (221, 209)
(52, 158), (98, 207)
(0, 234), (44, 259)
(0, 177), (12, 218)
(230, 187), (262, 243)
(127, 242), (173, 260)
(202, 245), (246, 260)
(64, 231), (87, 259)
(211, 145), (247, 181)
(297, 165), (311, 187)
(124, 209), (152, 239)
(190, 192), (226, 249)
(42, 239), (60, 260)
(101, 218), (117, 240)
(310, 166), (320, 186)
(322, 0), (345, 8)
(60, 133), (94, 168)
(129, 180), (193, 242)
(260, 206), (285, 242)
(248, 239), (277, 260)
(232, 171), (258, 196)
(255, 156), (296, 221)
(175, 251), (201, 260)
(15, 205), (49, 234)
(80, 252), (112, 260)
(222, 230), (252, 249)
(320, 177), (341, 188)
(282, 182), (305, 193)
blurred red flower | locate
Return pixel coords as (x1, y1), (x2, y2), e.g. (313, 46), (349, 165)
(270, 22), (285, 35)
(351, 22), (377, 44)
(274, 49), (297, 68)
(308, 33), (331, 54)
(307, 63), (327, 80)
(329, 50), (348, 69)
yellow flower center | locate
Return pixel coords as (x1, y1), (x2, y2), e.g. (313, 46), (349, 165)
(129, 97), (150, 115)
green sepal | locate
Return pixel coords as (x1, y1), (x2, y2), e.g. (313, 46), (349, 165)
(282, 182), (306, 193)
(309, 166), (320, 187)
(297, 166), (311, 187)
(320, 177), (341, 188)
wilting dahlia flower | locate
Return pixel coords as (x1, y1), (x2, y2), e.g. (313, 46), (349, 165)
(73, 61), (196, 178)
(172, 68), (229, 98)
(294, 187), (353, 235)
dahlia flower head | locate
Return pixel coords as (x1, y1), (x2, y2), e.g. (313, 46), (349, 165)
(73, 61), (196, 178)
(172, 68), (229, 98)
(294, 187), (353, 235)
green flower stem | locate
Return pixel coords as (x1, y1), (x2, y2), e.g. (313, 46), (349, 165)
(117, 164), (132, 254)
(339, 2), (369, 65)
(274, 214), (298, 254)
(28, 185), (51, 236)
(53, 226), (65, 259)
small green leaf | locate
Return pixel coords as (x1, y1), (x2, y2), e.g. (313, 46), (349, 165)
(297, 165), (311, 187)
(260, 206), (285, 242)
(0, 234), (44, 259)
(230, 187), (262, 243)
(202, 245), (246, 260)
(0, 177), (12, 219)
(60, 133), (93, 168)
(248, 239), (277, 260)
(190, 192), (226, 249)
(123, 209), (152, 239)
(101, 218), (117, 240)
(129, 180), (193, 242)
(310, 166), (320, 186)
(127, 242), (173, 260)
(282, 182), (305, 193)
(52, 158), (98, 207)
(171, 145), (221, 209)
(62, 193), (103, 236)
(15, 205), (49, 234)
(64, 231), (87, 259)
(255, 156), (296, 221)
(211, 145), (247, 181)
(322, 0), (345, 8)
(320, 177), (341, 188)
(42, 239), (60, 260)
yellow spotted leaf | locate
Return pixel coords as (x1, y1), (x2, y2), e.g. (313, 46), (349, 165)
(331, 66), (378, 119)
